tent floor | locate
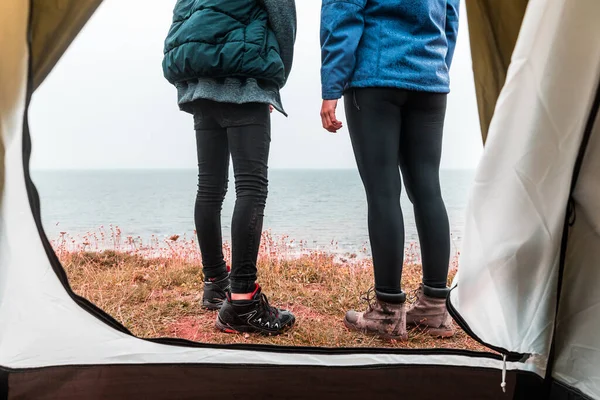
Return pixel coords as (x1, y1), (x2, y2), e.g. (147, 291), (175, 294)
(2, 363), (585, 400)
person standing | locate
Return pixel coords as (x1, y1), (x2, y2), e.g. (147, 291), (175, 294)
(163, 0), (297, 335)
(320, 0), (460, 340)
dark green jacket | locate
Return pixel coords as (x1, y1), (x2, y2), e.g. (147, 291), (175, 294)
(163, 0), (286, 90)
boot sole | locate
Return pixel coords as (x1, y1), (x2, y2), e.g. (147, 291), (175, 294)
(215, 316), (296, 336)
(343, 318), (408, 341)
(407, 323), (455, 338)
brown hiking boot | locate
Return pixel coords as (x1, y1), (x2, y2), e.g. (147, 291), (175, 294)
(344, 288), (408, 341)
(406, 284), (455, 338)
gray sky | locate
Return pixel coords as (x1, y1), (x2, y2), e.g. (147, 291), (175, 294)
(29, 0), (483, 170)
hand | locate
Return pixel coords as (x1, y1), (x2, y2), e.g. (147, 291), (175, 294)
(269, 105), (274, 113)
(321, 99), (343, 133)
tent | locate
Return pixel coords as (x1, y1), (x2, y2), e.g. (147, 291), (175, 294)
(1, 0), (598, 398)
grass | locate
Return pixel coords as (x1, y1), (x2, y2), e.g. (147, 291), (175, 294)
(54, 226), (488, 351)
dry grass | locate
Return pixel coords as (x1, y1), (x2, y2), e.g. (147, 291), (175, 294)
(55, 227), (487, 351)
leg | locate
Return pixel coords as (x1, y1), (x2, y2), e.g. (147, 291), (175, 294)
(194, 112), (230, 282)
(226, 105), (271, 294)
(400, 93), (454, 337)
(399, 92), (450, 289)
(215, 103), (295, 336)
(344, 88), (406, 302)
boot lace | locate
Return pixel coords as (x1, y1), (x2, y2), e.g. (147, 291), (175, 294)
(258, 293), (280, 322)
(407, 284), (424, 304)
(360, 287), (377, 311)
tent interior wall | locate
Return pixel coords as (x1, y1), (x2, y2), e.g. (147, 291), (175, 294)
(0, 0), (598, 399)
(449, 2), (600, 400)
(552, 84), (600, 399)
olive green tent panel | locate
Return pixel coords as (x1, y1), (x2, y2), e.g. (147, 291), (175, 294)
(31, 0), (102, 90)
(465, 0), (529, 144)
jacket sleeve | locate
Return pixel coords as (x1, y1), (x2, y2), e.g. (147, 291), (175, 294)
(261, 0), (297, 86)
(320, 0), (367, 100)
(445, 0), (460, 69)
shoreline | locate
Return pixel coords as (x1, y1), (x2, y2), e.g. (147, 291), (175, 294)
(50, 226), (437, 266)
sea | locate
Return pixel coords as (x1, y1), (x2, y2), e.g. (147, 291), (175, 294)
(31, 169), (475, 255)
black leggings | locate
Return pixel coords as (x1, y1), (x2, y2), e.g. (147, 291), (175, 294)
(345, 88), (451, 296)
(192, 100), (271, 294)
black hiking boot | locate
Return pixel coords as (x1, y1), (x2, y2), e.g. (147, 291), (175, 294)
(216, 285), (295, 335)
(202, 273), (230, 310)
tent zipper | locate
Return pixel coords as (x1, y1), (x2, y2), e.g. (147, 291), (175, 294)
(446, 291), (527, 362)
(501, 354), (507, 393)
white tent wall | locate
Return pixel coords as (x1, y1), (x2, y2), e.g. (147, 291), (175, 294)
(552, 109), (600, 398)
(449, 0), (600, 367)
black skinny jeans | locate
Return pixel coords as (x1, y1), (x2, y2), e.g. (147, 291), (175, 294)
(344, 88), (451, 297)
(191, 100), (270, 294)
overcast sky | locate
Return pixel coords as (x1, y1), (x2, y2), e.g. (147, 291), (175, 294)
(29, 0), (483, 170)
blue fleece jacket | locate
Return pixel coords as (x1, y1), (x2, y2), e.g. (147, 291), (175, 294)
(320, 0), (460, 100)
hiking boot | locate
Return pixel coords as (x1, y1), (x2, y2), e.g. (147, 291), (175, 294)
(215, 284), (295, 336)
(202, 273), (230, 310)
(344, 288), (408, 341)
(406, 284), (455, 338)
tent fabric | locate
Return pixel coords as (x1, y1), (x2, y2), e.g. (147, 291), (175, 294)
(0, 0), (29, 208)
(465, 0), (528, 144)
(30, 0), (102, 90)
(552, 97), (600, 398)
(449, 0), (600, 397)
